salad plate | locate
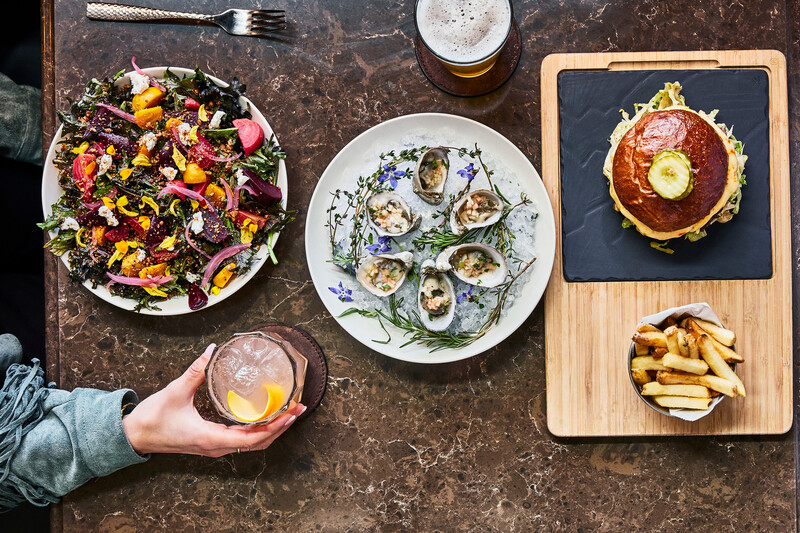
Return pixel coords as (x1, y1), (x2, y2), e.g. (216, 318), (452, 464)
(305, 113), (556, 364)
(41, 66), (288, 315)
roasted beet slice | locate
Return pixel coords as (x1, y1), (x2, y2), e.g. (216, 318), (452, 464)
(105, 223), (130, 243)
(200, 209), (229, 243)
(156, 139), (177, 168)
(240, 168), (282, 206)
(83, 108), (116, 138)
(164, 109), (199, 125)
(145, 216), (171, 249)
(187, 283), (208, 310)
(151, 248), (180, 263)
(233, 118), (263, 156)
(77, 208), (105, 227)
(126, 216), (148, 239)
(97, 132), (137, 156)
(188, 135), (217, 170)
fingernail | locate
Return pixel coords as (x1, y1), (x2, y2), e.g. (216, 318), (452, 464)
(283, 415), (297, 427)
(299, 405), (308, 415)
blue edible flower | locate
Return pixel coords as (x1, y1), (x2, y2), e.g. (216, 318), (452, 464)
(377, 164), (405, 189)
(457, 286), (473, 304)
(457, 163), (477, 182)
(365, 236), (392, 255)
(328, 281), (353, 302)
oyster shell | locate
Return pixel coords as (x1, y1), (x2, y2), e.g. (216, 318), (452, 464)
(417, 260), (456, 331)
(413, 147), (449, 205)
(449, 189), (505, 235)
(355, 251), (414, 297)
(435, 243), (508, 288)
(366, 191), (421, 237)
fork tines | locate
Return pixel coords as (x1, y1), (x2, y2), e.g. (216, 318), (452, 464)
(249, 10), (286, 35)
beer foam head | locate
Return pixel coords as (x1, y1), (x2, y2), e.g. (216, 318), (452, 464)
(416, 0), (512, 63)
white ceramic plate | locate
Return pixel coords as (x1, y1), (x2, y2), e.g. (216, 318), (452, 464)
(305, 113), (556, 364)
(41, 67), (287, 315)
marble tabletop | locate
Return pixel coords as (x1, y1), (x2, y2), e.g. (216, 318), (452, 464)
(41, 0), (799, 531)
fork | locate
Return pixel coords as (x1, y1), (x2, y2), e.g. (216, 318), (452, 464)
(86, 2), (286, 38)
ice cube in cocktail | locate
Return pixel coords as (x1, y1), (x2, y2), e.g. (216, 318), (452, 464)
(206, 332), (306, 424)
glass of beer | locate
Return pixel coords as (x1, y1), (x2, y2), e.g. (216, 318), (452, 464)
(206, 332), (307, 425)
(414, 0), (514, 78)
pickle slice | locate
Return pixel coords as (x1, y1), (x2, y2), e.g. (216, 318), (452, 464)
(647, 149), (693, 200)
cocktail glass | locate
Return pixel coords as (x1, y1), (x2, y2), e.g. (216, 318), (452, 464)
(206, 331), (307, 424)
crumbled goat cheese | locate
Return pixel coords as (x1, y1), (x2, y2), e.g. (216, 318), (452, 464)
(177, 123), (192, 145)
(139, 132), (157, 152)
(190, 211), (205, 234)
(209, 111), (226, 129)
(161, 167), (178, 180)
(136, 248), (147, 262)
(185, 272), (200, 283)
(98, 206), (119, 227)
(236, 168), (250, 187)
(130, 72), (150, 95)
(60, 217), (80, 231)
(97, 154), (113, 175)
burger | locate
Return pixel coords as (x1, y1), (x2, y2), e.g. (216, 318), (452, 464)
(602, 82), (747, 250)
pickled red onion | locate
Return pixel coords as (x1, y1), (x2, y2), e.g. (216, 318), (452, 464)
(201, 243), (251, 289)
(96, 103), (137, 124)
(107, 273), (174, 287)
(184, 223), (212, 259)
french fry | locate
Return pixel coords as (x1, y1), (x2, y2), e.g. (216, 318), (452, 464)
(636, 323), (661, 334)
(664, 326), (681, 355)
(634, 342), (649, 356)
(693, 317), (736, 346)
(685, 318), (743, 363)
(662, 352), (709, 375)
(656, 370), (738, 398)
(632, 330), (667, 348)
(631, 368), (652, 386)
(677, 328), (689, 357)
(650, 346), (668, 359)
(631, 356), (666, 372)
(697, 335), (746, 397)
(686, 333), (699, 359)
(652, 395), (712, 410)
(641, 382), (712, 398)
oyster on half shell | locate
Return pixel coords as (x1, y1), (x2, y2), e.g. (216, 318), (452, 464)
(435, 243), (508, 288)
(417, 260), (456, 331)
(356, 251), (414, 297)
(366, 191), (421, 237)
(449, 189), (505, 235)
(413, 147), (449, 205)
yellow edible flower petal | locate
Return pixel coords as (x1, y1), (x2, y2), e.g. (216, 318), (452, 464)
(210, 286), (221, 296)
(132, 153), (152, 167)
(75, 227), (86, 248)
(126, 240), (139, 248)
(106, 145), (116, 155)
(143, 286), (169, 298)
(169, 199), (181, 216)
(72, 142), (89, 155)
(240, 228), (254, 244)
(172, 146), (187, 171)
(102, 197), (116, 210)
(198, 104), (208, 122)
(107, 250), (124, 267)
(139, 197), (160, 216)
(119, 168), (133, 181)
(158, 235), (177, 250)
(248, 223), (258, 233)
(190, 200), (199, 210)
(189, 125), (199, 144)
(137, 216), (151, 230)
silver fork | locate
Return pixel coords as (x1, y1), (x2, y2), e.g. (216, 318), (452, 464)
(86, 2), (286, 38)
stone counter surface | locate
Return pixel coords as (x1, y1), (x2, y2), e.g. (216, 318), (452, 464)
(41, 0), (799, 531)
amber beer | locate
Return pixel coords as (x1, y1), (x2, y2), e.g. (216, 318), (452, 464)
(415, 0), (513, 78)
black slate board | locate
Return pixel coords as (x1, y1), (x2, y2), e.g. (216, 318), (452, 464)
(558, 69), (772, 282)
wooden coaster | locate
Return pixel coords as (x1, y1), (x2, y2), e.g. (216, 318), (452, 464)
(247, 322), (327, 420)
(415, 21), (521, 97)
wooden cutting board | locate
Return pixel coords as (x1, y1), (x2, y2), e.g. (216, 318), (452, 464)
(540, 50), (792, 436)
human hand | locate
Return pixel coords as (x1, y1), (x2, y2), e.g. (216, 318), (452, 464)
(122, 344), (306, 457)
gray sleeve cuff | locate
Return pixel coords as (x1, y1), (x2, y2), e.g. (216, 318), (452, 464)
(0, 72), (42, 166)
(74, 388), (150, 478)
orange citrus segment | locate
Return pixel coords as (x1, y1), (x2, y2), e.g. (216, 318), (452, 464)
(226, 383), (287, 422)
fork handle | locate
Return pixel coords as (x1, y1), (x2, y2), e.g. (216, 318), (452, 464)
(87, 2), (209, 22)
